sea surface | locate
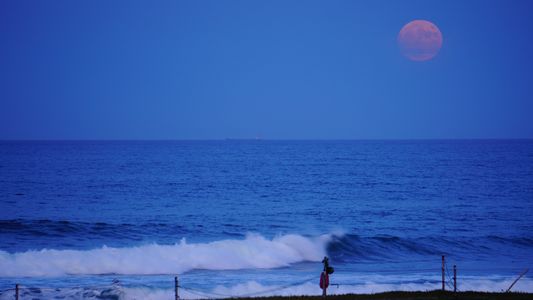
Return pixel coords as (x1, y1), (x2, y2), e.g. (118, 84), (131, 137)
(0, 140), (532, 299)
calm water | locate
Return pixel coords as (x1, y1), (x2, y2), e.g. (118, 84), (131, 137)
(1, 140), (532, 299)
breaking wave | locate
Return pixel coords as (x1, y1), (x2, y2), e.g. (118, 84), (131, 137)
(2, 231), (532, 277)
(0, 233), (330, 277)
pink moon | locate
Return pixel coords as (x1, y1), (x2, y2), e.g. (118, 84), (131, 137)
(398, 20), (443, 61)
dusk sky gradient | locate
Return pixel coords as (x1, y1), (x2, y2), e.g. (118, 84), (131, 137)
(1, 0), (532, 139)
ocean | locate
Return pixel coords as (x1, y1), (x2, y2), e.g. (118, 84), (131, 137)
(0, 140), (532, 299)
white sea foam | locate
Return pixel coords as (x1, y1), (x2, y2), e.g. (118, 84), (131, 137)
(1, 276), (532, 299)
(160, 277), (533, 299)
(0, 233), (330, 277)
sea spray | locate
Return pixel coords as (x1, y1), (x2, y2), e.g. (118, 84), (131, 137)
(0, 233), (332, 277)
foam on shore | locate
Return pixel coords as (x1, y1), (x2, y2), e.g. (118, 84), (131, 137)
(1, 276), (532, 300)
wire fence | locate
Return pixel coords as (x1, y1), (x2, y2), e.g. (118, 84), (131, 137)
(0, 258), (529, 300)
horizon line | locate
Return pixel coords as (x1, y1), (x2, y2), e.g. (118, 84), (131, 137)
(1, 138), (532, 142)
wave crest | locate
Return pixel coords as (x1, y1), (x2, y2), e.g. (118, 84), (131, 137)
(0, 233), (330, 277)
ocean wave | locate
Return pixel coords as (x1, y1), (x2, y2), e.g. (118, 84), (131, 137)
(1, 229), (532, 277)
(327, 234), (439, 262)
(0, 219), (187, 238)
(327, 234), (533, 262)
(0, 233), (330, 277)
(3, 219), (532, 259)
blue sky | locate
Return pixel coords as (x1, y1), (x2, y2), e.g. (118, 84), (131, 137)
(1, 0), (532, 139)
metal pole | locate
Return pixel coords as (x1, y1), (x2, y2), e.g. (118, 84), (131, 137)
(506, 269), (529, 292)
(175, 276), (179, 300)
(15, 284), (19, 300)
(453, 265), (457, 292)
(441, 255), (445, 291)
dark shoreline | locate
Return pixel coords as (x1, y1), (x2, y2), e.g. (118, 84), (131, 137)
(236, 291), (533, 300)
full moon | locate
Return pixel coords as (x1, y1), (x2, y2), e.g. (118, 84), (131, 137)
(398, 20), (443, 61)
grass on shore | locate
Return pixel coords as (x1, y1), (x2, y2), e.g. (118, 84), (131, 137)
(234, 290), (533, 300)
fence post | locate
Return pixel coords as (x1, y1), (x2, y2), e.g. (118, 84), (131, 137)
(175, 276), (179, 300)
(441, 255), (445, 291)
(15, 284), (19, 300)
(453, 265), (457, 292)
